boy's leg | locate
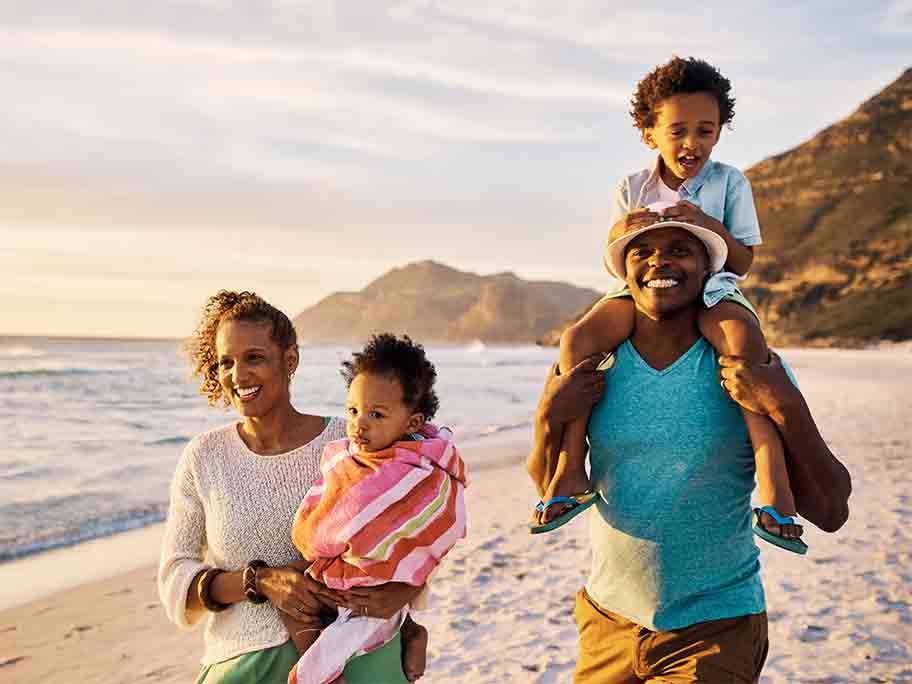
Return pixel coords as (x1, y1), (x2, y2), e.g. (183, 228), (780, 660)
(400, 613), (428, 682)
(537, 297), (635, 525)
(699, 302), (800, 539)
(561, 296), (636, 374)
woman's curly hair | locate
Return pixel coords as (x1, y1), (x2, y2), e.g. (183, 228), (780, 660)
(630, 56), (735, 131)
(185, 290), (298, 406)
(341, 333), (440, 420)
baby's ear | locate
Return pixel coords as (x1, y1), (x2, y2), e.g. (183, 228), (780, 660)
(642, 129), (657, 149)
(408, 413), (425, 432)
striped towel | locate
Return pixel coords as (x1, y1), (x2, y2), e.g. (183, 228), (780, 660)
(288, 424), (468, 684)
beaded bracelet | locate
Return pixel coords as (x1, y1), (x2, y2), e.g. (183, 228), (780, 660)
(197, 567), (230, 613)
(243, 559), (269, 604)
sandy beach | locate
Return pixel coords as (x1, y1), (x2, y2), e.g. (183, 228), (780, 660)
(3, 348), (911, 684)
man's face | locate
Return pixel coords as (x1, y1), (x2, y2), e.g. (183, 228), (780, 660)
(624, 227), (709, 319)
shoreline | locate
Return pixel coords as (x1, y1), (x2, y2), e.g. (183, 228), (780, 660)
(0, 524), (166, 612)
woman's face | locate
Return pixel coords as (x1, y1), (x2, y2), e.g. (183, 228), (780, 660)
(214, 318), (298, 418)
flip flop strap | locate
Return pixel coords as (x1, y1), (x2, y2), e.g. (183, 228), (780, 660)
(755, 505), (796, 526)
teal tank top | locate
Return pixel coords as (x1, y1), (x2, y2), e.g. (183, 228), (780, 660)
(585, 338), (765, 630)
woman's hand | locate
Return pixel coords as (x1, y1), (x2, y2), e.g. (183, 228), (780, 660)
(338, 582), (425, 619)
(537, 355), (606, 426)
(256, 562), (343, 618)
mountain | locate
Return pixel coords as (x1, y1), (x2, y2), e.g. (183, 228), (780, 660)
(541, 67), (912, 347)
(292, 260), (601, 343)
(741, 66), (912, 345)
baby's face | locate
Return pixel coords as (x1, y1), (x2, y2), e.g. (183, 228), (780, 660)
(644, 91), (721, 188)
(346, 372), (423, 453)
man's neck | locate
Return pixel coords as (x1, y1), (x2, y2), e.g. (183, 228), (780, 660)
(629, 306), (702, 371)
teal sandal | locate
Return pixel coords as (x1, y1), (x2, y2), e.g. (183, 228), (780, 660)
(530, 491), (598, 535)
(752, 506), (808, 555)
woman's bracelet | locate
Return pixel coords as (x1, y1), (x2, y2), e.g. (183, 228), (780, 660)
(197, 567), (230, 613)
(243, 559), (269, 604)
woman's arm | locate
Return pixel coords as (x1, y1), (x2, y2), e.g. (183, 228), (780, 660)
(719, 352), (851, 531)
(157, 445), (213, 629)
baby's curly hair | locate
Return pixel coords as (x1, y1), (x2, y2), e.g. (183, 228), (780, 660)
(341, 333), (439, 420)
(630, 56), (735, 131)
(185, 290), (297, 406)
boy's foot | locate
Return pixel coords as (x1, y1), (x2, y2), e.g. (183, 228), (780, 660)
(753, 506), (808, 555)
(401, 616), (428, 681)
(530, 490), (598, 534)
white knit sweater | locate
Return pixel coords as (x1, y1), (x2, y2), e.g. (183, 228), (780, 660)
(157, 418), (346, 666)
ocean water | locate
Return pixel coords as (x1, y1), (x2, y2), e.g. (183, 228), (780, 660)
(4, 336), (910, 566)
(0, 336), (555, 562)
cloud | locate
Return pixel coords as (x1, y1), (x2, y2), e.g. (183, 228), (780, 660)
(880, 0), (912, 32)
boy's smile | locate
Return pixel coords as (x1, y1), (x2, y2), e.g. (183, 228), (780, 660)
(644, 92), (721, 190)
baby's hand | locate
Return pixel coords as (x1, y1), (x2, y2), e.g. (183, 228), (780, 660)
(609, 208), (662, 240)
(661, 201), (711, 228)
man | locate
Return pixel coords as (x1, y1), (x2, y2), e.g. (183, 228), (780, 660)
(527, 217), (851, 684)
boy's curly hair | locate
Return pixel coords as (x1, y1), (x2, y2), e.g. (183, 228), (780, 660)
(630, 56), (735, 131)
(341, 333), (439, 420)
(185, 290), (298, 406)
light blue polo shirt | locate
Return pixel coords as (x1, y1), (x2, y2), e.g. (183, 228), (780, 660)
(585, 338), (769, 631)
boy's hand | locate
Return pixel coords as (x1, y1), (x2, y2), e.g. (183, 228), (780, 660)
(609, 208), (662, 240)
(661, 201), (712, 229)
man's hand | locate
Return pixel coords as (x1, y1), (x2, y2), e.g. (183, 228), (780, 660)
(608, 208), (663, 241)
(338, 582), (425, 619)
(660, 200), (713, 229)
(537, 355), (607, 425)
(718, 351), (798, 422)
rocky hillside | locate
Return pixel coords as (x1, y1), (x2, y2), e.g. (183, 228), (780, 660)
(542, 67), (912, 347)
(292, 260), (600, 343)
(742, 66), (912, 345)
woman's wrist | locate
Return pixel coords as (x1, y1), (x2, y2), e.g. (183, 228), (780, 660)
(208, 569), (247, 607)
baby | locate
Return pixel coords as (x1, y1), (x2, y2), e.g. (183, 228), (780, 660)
(287, 333), (468, 684)
(533, 56), (806, 554)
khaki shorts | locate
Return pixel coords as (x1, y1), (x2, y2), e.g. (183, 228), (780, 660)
(574, 588), (768, 684)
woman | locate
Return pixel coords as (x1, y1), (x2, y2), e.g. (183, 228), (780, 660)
(158, 291), (423, 683)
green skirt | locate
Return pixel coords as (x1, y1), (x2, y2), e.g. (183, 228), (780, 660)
(197, 632), (408, 684)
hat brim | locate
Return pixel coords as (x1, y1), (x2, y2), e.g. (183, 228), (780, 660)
(603, 220), (728, 281)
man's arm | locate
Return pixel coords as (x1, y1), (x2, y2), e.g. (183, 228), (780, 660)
(526, 357), (605, 497)
(719, 352), (851, 532)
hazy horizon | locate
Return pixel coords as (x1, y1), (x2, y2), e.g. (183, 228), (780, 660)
(3, 2), (910, 337)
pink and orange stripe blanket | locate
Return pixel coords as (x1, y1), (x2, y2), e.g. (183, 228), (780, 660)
(289, 424), (468, 684)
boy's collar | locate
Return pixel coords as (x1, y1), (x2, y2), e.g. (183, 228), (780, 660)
(645, 156), (716, 196)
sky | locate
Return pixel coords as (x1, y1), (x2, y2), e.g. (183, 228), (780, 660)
(2, 1), (910, 338)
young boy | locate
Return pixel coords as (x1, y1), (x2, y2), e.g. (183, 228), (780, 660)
(287, 334), (468, 684)
(532, 56), (806, 554)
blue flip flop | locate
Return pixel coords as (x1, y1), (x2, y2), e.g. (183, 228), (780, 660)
(530, 491), (598, 535)
(752, 506), (808, 555)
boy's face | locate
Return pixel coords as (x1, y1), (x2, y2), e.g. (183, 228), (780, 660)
(644, 92), (721, 189)
(346, 372), (424, 453)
